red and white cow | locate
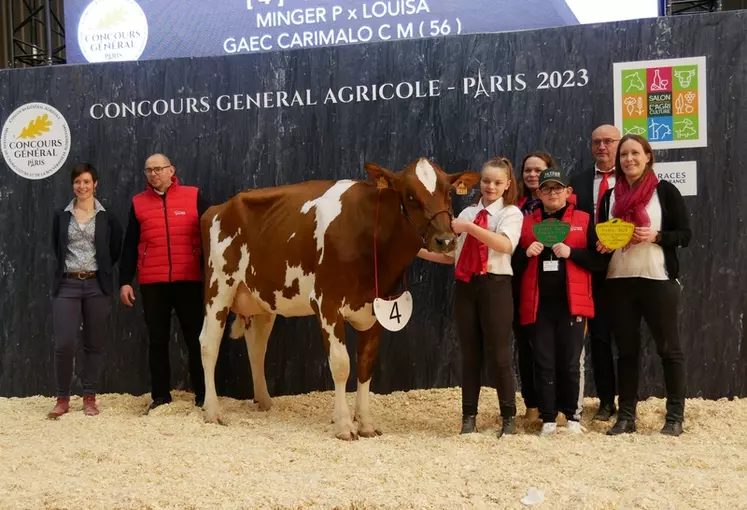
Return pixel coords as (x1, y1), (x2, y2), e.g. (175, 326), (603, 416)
(199, 158), (479, 439)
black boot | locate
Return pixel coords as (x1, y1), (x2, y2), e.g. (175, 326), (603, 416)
(496, 416), (516, 438)
(606, 418), (636, 435)
(594, 402), (617, 421)
(460, 415), (477, 434)
(661, 420), (683, 436)
(145, 397), (172, 415)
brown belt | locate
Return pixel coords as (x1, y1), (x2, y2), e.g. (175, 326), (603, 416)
(64, 271), (97, 280)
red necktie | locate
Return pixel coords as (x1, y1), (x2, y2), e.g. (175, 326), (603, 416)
(455, 209), (489, 283)
(596, 171), (611, 223)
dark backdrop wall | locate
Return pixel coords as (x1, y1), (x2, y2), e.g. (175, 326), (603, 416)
(1, 11), (746, 401)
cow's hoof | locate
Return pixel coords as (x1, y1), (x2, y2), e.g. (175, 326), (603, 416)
(358, 427), (382, 438)
(335, 419), (358, 440)
(336, 430), (359, 441)
(203, 409), (224, 425)
(255, 398), (272, 412)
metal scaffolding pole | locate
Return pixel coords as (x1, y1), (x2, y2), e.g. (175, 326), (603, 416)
(6, 0), (15, 68)
(43, 0), (52, 65)
(669, 0), (722, 14)
(4, 0), (66, 68)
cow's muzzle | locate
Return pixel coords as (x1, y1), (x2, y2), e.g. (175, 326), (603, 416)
(431, 232), (457, 253)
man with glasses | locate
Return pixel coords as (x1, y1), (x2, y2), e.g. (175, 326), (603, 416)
(570, 124), (621, 421)
(119, 153), (210, 413)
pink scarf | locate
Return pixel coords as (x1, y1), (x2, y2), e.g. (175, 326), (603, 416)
(612, 171), (658, 227)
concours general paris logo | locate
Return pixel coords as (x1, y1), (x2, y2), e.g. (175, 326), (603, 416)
(1, 102), (71, 180)
(77, 0), (149, 63)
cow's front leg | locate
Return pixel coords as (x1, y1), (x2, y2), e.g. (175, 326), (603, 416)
(315, 308), (356, 440)
(355, 322), (383, 438)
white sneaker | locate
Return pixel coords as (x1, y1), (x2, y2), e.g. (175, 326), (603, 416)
(540, 422), (557, 436)
(565, 420), (586, 434)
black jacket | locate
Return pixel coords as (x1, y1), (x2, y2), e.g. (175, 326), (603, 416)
(52, 208), (124, 296)
(570, 166), (615, 286)
(569, 166), (597, 219)
(598, 180), (691, 280)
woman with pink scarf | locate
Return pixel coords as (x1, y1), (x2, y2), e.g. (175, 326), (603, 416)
(597, 134), (691, 437)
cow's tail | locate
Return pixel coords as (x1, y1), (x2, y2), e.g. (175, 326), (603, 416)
(200, 206), (219, 305)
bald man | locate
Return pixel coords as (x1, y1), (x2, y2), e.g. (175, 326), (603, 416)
(569, 124), (620, 421)
(119, 154), (210, 413)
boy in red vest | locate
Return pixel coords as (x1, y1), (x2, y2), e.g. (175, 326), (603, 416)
(514, 168), (608, 435)
(119, 153), (210, 413)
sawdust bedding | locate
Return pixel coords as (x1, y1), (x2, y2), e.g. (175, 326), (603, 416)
(0, 387), (745, 509)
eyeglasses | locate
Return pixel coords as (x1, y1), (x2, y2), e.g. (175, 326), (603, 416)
(592, 138), (620, 147)
(539, 186), (566, 196)
(144, 165), (171, 175)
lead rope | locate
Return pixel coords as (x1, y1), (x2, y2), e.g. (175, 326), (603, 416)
(374, 189), (408, 300)
(374, 189), (381, 299)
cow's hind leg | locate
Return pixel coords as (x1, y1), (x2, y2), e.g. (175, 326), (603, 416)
(244, 313), (276, 411)
(200, 299), (231, 424)
(355, 322), (383, 438)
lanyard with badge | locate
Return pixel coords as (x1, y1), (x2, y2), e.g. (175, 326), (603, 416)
(533, 218), (570, 272)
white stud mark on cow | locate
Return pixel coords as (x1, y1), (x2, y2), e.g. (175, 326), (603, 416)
(301, 180), (356, 263)
(415, 158), (438, 194)
(198, 158), (480, 440)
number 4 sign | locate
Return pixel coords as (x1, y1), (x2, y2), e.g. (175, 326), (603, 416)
(373, 292), (413, 332)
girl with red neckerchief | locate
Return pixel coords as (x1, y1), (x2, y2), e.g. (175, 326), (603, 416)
(419, 157), (523, 438)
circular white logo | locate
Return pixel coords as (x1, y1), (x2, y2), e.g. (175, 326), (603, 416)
(1, 102), (71, 180)
(77, 0), (148, 63)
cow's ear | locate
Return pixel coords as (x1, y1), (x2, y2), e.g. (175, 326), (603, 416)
(449, 171), (481, 195)
(365, 162), (396, 190)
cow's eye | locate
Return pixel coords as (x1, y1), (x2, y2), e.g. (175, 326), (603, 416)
(407, 193), (417, 202)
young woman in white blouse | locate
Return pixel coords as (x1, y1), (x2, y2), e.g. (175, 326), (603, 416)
(597, 134), (691, 436)
(419, 157), (524, 438)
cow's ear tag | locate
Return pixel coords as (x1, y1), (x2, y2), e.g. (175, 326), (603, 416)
(376, 176), (389, 189)
(456, 182), (468, 195)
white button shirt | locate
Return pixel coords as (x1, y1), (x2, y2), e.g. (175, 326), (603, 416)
(454, 197), (523, 276)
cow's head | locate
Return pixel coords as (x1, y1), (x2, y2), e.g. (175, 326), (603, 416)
(365, 158), (481, 253)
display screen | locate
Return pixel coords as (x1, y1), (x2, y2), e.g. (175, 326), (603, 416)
(64, 0), (662, 64)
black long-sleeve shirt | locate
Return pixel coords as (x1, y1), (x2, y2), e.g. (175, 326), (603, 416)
(119, 190), (211, 286)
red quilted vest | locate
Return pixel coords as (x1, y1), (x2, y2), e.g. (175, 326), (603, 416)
(132, 177), (202, 284)
(518, 203), (594, 325)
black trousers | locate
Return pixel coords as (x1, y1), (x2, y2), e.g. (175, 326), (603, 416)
(589, 276), (617, 406)
(140, 281), (205, 402)
(52, 278), (110, 398)
(514, 314), (538, 409)
(454, 274), (516, 418)
(528, 297), (586, 423)
(607, 278), (686, 422)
